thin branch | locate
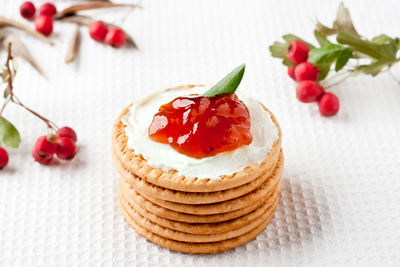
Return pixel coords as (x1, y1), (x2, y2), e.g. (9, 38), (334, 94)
(324, 72), (353, 89)
(321, 69), (354, 88)
(12, 95), (59, 130)
(5, 43), (13, 95)
(0, 43), (14, 117)
(0, 98), (10, 117)
(3, 43), (59, 131)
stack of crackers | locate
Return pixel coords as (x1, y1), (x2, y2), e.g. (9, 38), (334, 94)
(112, 103), (283, 254)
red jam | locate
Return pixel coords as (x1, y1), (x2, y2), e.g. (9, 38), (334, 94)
(148, 93), (252, 158)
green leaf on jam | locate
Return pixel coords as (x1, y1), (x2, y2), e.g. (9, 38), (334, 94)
(204, 64), (245, 97)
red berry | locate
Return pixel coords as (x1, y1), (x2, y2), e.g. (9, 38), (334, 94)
(57, 127), (77, 143)
(294, 62), (319, 82)
(105, 28), (126, 48)
(286, 40), (310, 64)
(0, 147), (9, 169)
(288, 66), (296, 80)
(39, 3), (57, 17)
(89, 21), (108, 42)
(35, 135), (57, 154)
(20, 1), (36, 20)
(34, 15), (53, 36)
(318, 92), (340, 116)
(296, 81), (324, 103)
(32, 135), (57, 164)
(32, 149), (53, 164)
(56, 137), (77, 160)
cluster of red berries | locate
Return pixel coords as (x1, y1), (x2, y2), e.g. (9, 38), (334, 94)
(20, 1), (56, 36)
(89, 21), (127, 48)
(286, 40), (340, 116)
(0, 126), (77, 169)
(31, 126), (78, 165)
(20, 1), (127, 48)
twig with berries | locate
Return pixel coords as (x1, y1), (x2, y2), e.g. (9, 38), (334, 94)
(25, 1), (139, 60)
(0, 43), (78, 169)
(0, 1), (139, 78)
(269, 2), (400, 116)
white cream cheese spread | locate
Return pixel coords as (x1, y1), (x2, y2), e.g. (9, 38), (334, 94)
(122, 86), (278, 180)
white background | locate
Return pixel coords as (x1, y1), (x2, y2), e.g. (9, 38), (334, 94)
(1, 0), (400, 266)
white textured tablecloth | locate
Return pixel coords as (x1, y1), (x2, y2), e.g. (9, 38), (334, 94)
(1, 0), (400, 266)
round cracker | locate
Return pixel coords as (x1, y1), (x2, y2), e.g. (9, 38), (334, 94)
(112, 85), (282, 193)
(120, 194), (278, 243)
(120, 151), (283, 215)
(121, 184), (272, 223)
(120, 188), (279, 235)
(120, 199), (276, 253)
(114, 150), (282, 204)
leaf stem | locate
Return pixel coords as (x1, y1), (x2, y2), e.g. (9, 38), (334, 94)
(2, 43), (59, 131)
(321, 69), (354, 88)
(0, 98), (10, 117)
(12, 95), (59, 130)
(324, 72), (353, 89)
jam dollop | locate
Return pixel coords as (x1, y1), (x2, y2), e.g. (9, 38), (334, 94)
(148, 93), (252, 158)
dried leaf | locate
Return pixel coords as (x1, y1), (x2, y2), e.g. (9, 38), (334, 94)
(124, 32), (138, 49)
(0, 16), (53, 45)
(56, 2), (140, 19)
(3, 87), (9, 99)
(0, 28), (6, 39)
(315, 2), (360, 38)
(58, 15), (138, 49)
(315, 21), (336, 36)
(65, 25), (80, 64)
(0, 68), (8, 81)
(1, 34), (45, 77)
(334, 2), (360, 37)
(58, 15), (93, 26)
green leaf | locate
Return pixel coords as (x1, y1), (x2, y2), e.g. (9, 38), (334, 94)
(357, 61), (387, 76)
(3, 87), (9, 99)
(372, 34), (393, 44)
(204, 64), (245, 97)
(314, 30), (331, 46)
(282, 34), (316, 49)
(269, 35), (315, 64)
(309, 43), (348, 64)
(282, 58), (295, 66)
(269, 41), (288, 59)
(335, 49), (353, 71)
(337, 32), (397, 61)
(350, 51), (371, 59)
(315, 63), (331, 81)
(0, 117), (21, 148)
(309, 40), (352, 74)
